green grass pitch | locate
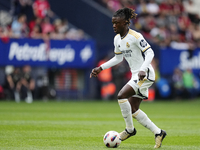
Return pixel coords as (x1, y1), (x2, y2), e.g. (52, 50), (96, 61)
(0, 99), (200, 150)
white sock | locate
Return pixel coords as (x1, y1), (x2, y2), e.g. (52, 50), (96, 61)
(14, 91), (20, 103)
(132, 109), (161, 135)
(118, 99), (134, 133)
(25, 91), (33, 103)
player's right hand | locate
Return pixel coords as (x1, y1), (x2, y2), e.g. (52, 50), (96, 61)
(138, 70), (146, 80)
(90, 67), (102, 78)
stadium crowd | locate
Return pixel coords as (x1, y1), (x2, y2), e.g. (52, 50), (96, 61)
(0, 0), (86, 41)
(98, 0), (200, 49)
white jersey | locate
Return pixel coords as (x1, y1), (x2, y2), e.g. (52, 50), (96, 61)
(114, 29), (155, 81)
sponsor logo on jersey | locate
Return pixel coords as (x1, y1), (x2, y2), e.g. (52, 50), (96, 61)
(140, 39), (147, 47)
(121, 50), (132, 57)
(121, 50), (132, 54)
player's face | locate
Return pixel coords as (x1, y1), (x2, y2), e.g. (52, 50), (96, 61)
(112, 17), (126, 34)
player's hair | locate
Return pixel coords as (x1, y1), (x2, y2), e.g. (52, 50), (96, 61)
(113, 8), (137, 25)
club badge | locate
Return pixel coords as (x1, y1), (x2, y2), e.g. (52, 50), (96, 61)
(126, 42), (130, 48)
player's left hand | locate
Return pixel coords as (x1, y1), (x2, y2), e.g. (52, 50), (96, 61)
(138, 71), (146, 80)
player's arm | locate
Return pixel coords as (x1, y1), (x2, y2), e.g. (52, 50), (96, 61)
(138, 48), (154, 80)
(140, 48), (154, 72)
(90, 35), (123, 78)
(90, 66), (102, 78)
(100, 54), (123, 70)
(135, 35), (154, 80)
(90, 54), (123, 78)
(7, 75), (14, 89)
(101, 35), (123, 70)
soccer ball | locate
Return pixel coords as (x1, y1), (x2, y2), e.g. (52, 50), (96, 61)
(103, 131), (121, 148)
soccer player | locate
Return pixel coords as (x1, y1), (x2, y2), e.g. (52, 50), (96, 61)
(90, 8), (167, 148)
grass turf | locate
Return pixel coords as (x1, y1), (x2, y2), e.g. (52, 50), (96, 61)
(0, 99), (200, 150)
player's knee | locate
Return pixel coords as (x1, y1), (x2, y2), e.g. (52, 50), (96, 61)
(132, 107), (139, 113)
(117, 92), (127, 99)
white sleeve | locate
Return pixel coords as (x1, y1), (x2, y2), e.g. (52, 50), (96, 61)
(100, 54), (123, 70)
(135, 33), (151, 53)
(139, 48), (154, 72)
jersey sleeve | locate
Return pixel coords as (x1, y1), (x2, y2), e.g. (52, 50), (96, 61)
(139, 48), (154, 72)
(135, 34), (151, 53)
(114, 35), (122, 55)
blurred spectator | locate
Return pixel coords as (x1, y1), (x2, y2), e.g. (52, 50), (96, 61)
(29, 24), (42, 39)
(156, 12), (167, 28)
(172, 0), (184, 16)
(191, 24), (200, 46)
(10, 0), (34, 22)
(103, 0), (122, 12)
(136, 14), (156, 39)
(146, 0), (159, 15)
(0, 10), (13, 26)
(178, 13), (191, 41)
(66, 28), (85, 41)
(28, 16), (42, 33)
(182, 68), (196, 99)
(50, 18), (67, 40)
(168, 23), (179, 42)
(183, 0), (200, 24)
(3, 66), (22, 102)
(11, 13), (29, 38)
(143, 14), (156, 39)
(41, 17), (54, 35)
(59, 18), (69, 33)
(159, 0), (173, 16)
(32, 0), (54, 19)
(171, 67), (184, 99)
(97, 55), (116, 99)
(35, 72), (49, 100)
(150, 24), (168, 47)
(0, 26), (11, 43)
(21, 65), (35, 103)
(136, 0), (148, 15)
(120, 0), (135, 9)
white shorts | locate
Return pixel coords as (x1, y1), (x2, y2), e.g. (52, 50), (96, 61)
(127, 78), (154, 99)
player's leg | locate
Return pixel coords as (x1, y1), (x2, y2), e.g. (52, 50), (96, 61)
(129, 96), (167, 148)
(129, 96), (161, 134)
(117, 84), (137, 141)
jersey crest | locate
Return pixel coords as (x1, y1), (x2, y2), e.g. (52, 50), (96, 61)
(126, 42), (130, 48)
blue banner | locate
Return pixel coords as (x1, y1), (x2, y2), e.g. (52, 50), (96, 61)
(160, 48), (200, 75)
(0, 38), (95, 68)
